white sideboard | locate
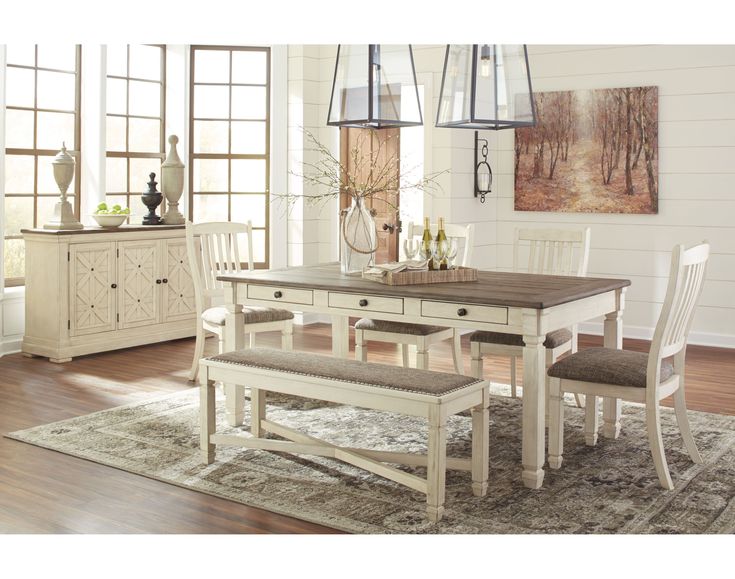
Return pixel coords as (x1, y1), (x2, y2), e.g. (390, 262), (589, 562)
(21, 225), (197, 363)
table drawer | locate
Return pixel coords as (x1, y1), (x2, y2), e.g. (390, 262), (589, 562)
(421, 300), (508, 325)
(328, 292), (404, 314)
(247, 284), (313, 306)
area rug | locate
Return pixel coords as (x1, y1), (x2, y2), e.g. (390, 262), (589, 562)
(6, 384), (735, 534)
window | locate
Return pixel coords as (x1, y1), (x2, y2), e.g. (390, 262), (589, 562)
(4, 44), (81, 286)
(105, 45), (166, 215)
(189, 46), (270, 268)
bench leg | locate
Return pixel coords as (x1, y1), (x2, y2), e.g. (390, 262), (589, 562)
(355, 329), (367, 362)
(416, 336), (429, 370)
(199, 371), (216, 465)
(426, 406), (447, 523)
(470, 341), (483, 379)
(225, 384), (245, 427)
(471, 389), (490, 497)
(251, 387), (266, 438)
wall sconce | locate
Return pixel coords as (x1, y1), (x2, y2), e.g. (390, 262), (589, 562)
(474, 131), (492, 203)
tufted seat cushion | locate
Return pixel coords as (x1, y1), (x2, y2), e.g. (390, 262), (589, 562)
(202, 306), (294, 327)
(547, 347), (675, 388)
(208, 348), (483, 396)
(470, 328), (572, 349)
(355, 318), (448, 336)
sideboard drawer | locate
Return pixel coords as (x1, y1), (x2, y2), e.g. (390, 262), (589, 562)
(421, 300), (508, 325)
(328, 292), (404, 315)
(247, 284), (314, 306)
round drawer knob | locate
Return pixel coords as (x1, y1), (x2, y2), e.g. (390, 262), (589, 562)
(156, 279), (162, 284)
(111, 283), (117, 289)
(274, 291), (283, 298)
(359, 299), (368, 307)
(162, 278), (168, 284)
(457, 308), (468, 317)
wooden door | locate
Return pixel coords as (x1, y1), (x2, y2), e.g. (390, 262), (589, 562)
(161, 239), (197, 323)
(69, 242), (117, 337)
(340, 127), (400, 264)
(118, 240), (160, 329)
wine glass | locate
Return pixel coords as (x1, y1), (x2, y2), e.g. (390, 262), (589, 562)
(431, 240), (448, 269)
(403, 238), (419, 261)
(445, 238), (459, 269)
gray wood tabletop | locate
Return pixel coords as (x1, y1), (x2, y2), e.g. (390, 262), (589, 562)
(218, 263), (630, 309)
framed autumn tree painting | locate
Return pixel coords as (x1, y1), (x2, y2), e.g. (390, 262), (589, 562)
(514, 86), (659, 214)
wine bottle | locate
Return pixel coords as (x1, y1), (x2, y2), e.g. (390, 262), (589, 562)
(422, 217), (434, 270)
(436, 217), (448, 270)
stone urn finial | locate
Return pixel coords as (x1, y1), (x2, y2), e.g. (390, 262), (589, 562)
(161, 134), (185, 224)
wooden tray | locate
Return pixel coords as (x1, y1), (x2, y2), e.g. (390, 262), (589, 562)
(364, 266), (479, 286)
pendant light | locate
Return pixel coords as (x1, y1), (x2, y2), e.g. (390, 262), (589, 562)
(435, 44), (536, 130)
(327, 44), (423, 129)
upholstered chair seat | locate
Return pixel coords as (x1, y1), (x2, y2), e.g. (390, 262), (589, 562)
(202, 306), (294, 327)
(470, 328), (572, 349)
(355, 318), (447, 336)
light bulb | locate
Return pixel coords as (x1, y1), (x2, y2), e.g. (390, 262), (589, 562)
(480, 60), (491, 78)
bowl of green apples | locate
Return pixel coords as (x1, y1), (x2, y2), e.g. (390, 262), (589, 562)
(92, 203), (130, 227)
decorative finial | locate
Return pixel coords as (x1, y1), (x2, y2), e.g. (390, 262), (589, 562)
(168, 135), (179, 146)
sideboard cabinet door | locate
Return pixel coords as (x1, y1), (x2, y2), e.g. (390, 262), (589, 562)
(69, 242), (117, 337)
(161, 239), (197, 323)
(117, 240), (160, 329)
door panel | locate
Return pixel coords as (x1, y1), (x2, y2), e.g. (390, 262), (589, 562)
(161, 239), (197, 322)
(69, 242), (116, 336)
(118, 240), (160, 329)
(340, 127), (400, 264)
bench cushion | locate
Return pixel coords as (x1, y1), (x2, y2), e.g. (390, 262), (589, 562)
(469, 328), (572, 349)
(207, 348), (483, 396)
(355, 318), (448, 336)
(202, 306), (294, 326)
(547, 347), (675, 388)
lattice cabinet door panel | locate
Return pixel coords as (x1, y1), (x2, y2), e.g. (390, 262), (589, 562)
(69, 242), (117, 337)
(161, 239), (197, 323)
(118, 240), (161, 329)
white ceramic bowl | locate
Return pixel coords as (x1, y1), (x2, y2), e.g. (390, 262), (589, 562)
(91, 213), (128, 228)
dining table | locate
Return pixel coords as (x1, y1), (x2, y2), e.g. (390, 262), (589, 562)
(217, 263), (630, 489)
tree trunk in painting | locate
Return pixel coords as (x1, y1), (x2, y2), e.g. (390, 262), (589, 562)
(624, 88), (634, 196)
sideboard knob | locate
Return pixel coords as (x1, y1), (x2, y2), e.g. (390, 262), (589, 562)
(359, 299), (368, 307)
(162, 278), (168, 284)
(111, 283), (117, 289)
(274, 290), (283, 298)
(457, 308), (468, 317)
(156, 279), (162, 284)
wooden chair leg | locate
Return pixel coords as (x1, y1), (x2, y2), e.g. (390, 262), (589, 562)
(281, 321), (294, 351)
(249, 332), (256, 348)
(574, 393), (585, 408)
(471, 389), (490, 497)
(673, 386), (703, 464)
(188, 324), (206, 381)
(355, 329), (367, 362)
(584, 395), (599, 446)
(199, 372), (216, 464)
(401, 343), (410, 367)
(646, 401), (674, 490)
(510, 356), (518, 398)
(470, 342), (483, 379)
(451, 329), (463, 375)
(602, 397), (622, 439)
(548, 377), (564, 469)
(426, 407), (447, 523)
(416, 337), (429, 370)
(251, 387), (266, 438)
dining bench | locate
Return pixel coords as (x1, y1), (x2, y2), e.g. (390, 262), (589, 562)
(199, 347), (490, 523)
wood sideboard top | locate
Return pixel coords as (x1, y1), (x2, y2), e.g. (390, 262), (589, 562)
(218, 263), (630, 309)
(21, 225), (186, 235)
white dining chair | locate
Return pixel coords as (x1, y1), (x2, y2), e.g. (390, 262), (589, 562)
(547, 242), (710, 489)
(469, 227), (591, 407)
(354, 222), (474, 374)
(185, 220), (294, 381)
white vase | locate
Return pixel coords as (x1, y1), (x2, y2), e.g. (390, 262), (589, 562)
(161, 135), (185, 225)
(340, 196), (377, 275)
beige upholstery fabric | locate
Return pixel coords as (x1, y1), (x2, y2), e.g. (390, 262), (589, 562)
(469, 328), (573, 349)
(208, 348), (483, 396)
(547, 347), (675, 388)
(355, 318), (448, 336)
(202, 306), (294, 326)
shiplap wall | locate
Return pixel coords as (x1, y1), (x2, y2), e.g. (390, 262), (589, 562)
(294, 44), (735, 346)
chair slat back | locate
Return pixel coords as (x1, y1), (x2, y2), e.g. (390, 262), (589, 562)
(513, 227), (591, 277)
(406, 222), (475, 267)
(185, 221), (254, 314)
(649, 242), (710, 366)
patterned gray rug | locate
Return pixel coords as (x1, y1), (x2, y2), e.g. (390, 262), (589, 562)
(6, 384), (735, 534)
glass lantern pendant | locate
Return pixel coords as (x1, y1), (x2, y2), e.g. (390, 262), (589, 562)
(327, 44), (423, 129)
(436, 44), (536, 130)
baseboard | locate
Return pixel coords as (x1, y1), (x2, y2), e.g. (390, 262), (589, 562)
(578, 322), (735, 349)
(0, 336), (22, 357)
(293, 312), (332, 326)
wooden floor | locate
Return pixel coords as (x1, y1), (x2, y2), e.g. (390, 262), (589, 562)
(1, 324), (733, 533)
